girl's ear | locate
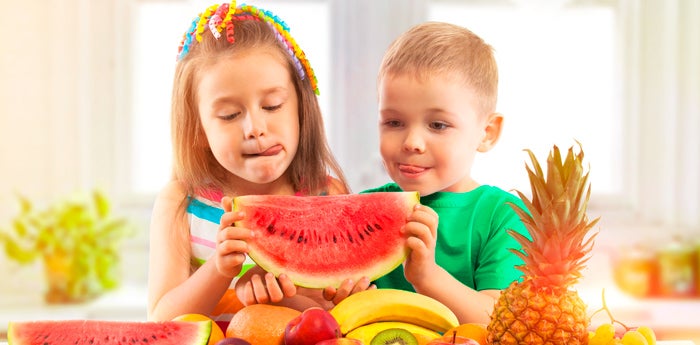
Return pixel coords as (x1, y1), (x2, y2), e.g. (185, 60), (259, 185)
(477, 112), (504, 152)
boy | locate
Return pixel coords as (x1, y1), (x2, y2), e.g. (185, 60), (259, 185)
(363, 21), (528, 324)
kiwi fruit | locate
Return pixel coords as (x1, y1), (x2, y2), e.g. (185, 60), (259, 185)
(370, 328), (418, 345)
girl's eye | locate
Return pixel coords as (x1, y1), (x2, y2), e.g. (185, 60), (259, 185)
(263, 104), (282, 111)
(429, 122), (449, 130)
(219, 112), (241, 121)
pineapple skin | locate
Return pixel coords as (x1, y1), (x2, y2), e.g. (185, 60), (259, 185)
(487, 278), (589, 345)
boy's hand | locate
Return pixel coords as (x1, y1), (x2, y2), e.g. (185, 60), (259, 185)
(322, 277), (376, 305)
(239, 270), (297, 305)
(402, 204), (440, 285)
(216, 196), (252, 279)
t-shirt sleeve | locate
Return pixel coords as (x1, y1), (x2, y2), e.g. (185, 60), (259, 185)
(474, 194), (529, 290)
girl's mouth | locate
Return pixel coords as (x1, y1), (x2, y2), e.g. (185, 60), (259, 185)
(258, 144), (283, 156)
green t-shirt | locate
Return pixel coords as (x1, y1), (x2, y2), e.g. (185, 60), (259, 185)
(362, 183), (528, 292)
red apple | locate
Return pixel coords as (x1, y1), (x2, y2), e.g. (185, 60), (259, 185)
(315, 338), (363, 345)
(427, 332), (480, 345)
(284, 307), (341, 345)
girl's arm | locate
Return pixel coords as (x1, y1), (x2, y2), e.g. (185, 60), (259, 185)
(147, 181), (234, 320)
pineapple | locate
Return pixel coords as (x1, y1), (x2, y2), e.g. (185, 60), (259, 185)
(487, 143), (599, 345)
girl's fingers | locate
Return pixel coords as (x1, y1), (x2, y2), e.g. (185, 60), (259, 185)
(264, 273), (284, 302)
(242, 281), (256, 306)
(219, 211), (245, 231)
(250, 274), (270, 304)
(221, 196), (233, 212)
(277, 274), (297, 297)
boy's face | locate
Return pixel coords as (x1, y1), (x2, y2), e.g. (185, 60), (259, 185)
(378, 73), (491, 196)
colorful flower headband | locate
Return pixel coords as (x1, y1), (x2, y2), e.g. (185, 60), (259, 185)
(177, 1), (319, 95)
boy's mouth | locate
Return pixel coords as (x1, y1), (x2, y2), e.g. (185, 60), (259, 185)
(398, 164), (427, 174)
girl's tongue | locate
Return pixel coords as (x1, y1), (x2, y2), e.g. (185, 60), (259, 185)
(259, 144), (283, 156)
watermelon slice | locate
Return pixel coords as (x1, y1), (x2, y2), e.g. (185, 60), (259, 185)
(7, 320), (211, 345)
(233, 192), (419, 288)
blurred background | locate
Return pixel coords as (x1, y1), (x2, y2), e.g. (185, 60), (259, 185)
(1, 0), (698, 341)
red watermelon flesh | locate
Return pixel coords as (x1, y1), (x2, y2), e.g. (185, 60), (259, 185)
(7, 320), (211, 345)
(233, 192), (419, 288)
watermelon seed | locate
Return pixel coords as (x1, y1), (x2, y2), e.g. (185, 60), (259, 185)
(357, 231), (364, 240)
(333, 235), (337, 243)
(267, 223), (275, 234)
(374, 223), (382, 230)
(288, 230), (296, 241)
(347, 231), (354, 243)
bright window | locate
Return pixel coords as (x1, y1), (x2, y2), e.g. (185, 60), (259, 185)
(129, 0), (330, 195)
(429, 3), (622, 200)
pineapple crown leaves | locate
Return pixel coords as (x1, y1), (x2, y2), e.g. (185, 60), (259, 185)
(508, 143), (599, 288)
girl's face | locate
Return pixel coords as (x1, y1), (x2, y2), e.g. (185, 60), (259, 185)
(378, 73), (489, 196)
(197, 48), (300, 194)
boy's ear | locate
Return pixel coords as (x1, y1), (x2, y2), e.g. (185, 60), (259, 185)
(477, 112), (503, 152)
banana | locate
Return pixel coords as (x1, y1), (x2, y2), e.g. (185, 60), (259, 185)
(346, 321), (441, 345)
(330, 289), (459, 334)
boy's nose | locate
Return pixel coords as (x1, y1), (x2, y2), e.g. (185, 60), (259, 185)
(402, 130), (425, 153)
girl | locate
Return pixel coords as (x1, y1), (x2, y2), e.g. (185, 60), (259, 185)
(147, 2), (369, 322)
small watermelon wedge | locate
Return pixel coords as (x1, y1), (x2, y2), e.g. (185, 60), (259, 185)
(7, 320), (211, 345)
(233, 192), (419, 288)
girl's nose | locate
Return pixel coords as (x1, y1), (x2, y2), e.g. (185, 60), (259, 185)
(403, 129), (425, 153)
(243, 112), (266, 139)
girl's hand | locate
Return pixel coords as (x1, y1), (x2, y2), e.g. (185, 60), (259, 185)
(322, 277), (376, 306)
(216, 197), (253, 279)
(240, 270), (297, 305)
(402, 204), (440, 285)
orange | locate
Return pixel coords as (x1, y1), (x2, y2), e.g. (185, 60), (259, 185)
(226, 304), (301, 345)
(172, 313), (225, 345)
(444, 323), (488, 345)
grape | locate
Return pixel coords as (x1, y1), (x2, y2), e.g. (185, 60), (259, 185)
(636, 326), (656, 345)
(590, 324), (616, 345)
(621, 330), (649, 345)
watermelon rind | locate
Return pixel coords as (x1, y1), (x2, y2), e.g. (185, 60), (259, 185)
(7, 320), (211, 345)
(233, 191), (420, 288)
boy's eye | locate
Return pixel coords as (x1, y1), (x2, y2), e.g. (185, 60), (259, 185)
(263, 104), (282, 111)
(429, 122), (448, 130)
(383, 120), (402, 127)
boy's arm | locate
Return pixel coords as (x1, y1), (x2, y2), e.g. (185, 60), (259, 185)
(411, 268), (501, 324)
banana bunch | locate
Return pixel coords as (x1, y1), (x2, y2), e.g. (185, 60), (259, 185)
(330, 289), (459, 335)
(345, 321), (440, 344)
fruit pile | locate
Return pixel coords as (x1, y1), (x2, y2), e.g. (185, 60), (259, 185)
(220, 288), (487, 345)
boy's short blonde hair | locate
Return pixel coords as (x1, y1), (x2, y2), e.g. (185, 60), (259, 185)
(378, 21), (498, 115)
